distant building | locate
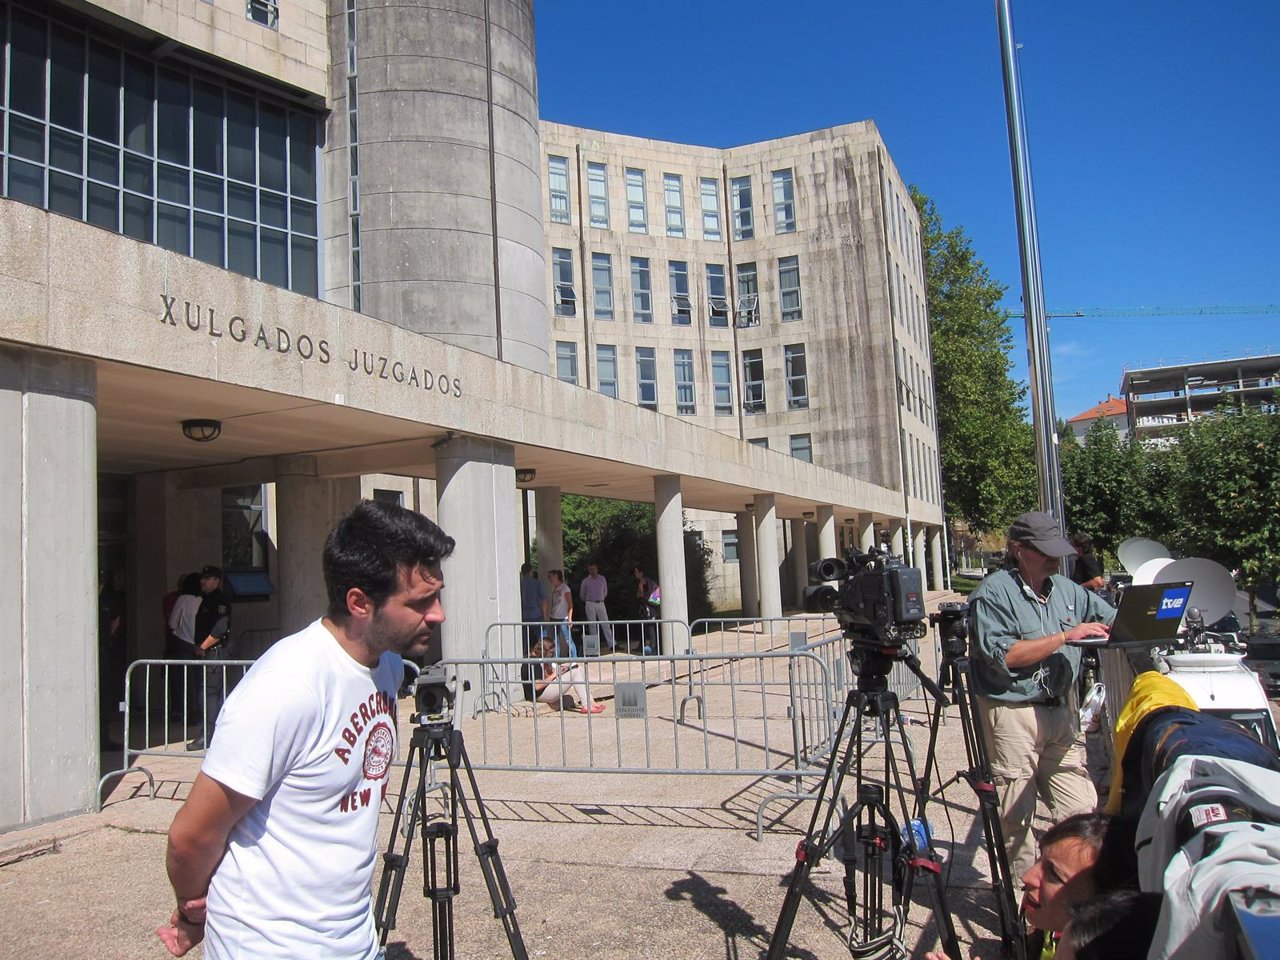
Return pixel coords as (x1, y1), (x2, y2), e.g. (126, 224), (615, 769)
(1066, 394), (1129, 443)
(1120, 355), (1280, 440)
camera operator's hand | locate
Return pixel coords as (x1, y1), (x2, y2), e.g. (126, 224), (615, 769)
(156, 897), (206, 956)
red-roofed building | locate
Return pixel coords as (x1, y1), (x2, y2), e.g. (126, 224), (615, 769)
(1067, 394), (1130, 443)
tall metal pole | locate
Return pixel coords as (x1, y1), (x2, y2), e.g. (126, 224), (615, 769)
(996, 0), (1064, 522)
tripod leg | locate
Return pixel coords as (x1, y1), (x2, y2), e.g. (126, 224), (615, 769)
(766, 691), (866, 960)
(449, 730), (529, 960)
(375, 731), (428, 946)
(423, 734), (460, 960)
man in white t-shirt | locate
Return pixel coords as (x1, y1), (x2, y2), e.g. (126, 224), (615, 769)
(156, 500), (454, 959)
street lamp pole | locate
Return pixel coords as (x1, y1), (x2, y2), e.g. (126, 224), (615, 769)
(996, 0), (1065, 524)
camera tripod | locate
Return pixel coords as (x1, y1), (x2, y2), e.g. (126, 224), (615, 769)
(374, 713), (527, 960)
(767, 638), (962, 960)
(917, 616), (1025, 960)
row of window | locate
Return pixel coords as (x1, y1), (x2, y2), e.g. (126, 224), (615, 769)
(907, 431), (939, 506)
(894, 264), (928, 351)
(901, 346), (934, 428)
(554, 342), (810, 417)
(548, 157), (797, 240)
(0, 3), (321, 295)
(884, 173), (921, 279)
(552, 250), (802, 326)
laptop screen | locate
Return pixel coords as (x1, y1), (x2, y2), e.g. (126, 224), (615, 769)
(1109, 581), (1194, 644)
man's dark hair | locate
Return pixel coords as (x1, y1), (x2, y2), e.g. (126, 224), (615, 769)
(323, 500), (455, 622)
(1071, 532), (1094, 552)
(180, 571), (201, 595)
(1040, 811), (1109, 855)
(520, 562), (533, 575)
(1066, 890), (1163, 960)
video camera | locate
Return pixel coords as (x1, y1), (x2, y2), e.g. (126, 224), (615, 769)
(930, 600), (971, 657)
(413, 665), (456, 726)
(804, 546), (928, 647)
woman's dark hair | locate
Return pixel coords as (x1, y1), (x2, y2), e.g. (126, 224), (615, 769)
(1066, 890), (1163, 960)
(1040, 811), (1109, 856)
(180, 572), (202, 595)
(324, 500), (455, 621)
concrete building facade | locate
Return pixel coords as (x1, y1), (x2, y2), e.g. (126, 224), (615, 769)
(1120, 355), (1280, 441)
(0, 0), (943, 830)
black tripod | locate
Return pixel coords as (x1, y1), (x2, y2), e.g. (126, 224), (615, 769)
(374, 714), (527, 960)
(918, 609), (1025, 960)
(767, 638), (962, 960)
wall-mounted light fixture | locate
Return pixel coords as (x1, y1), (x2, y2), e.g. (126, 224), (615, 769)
(802, 511), (815, 520)
(744, 503), (755, 511)
(515, 468), (537, 484)
(181, 418), (222, 443)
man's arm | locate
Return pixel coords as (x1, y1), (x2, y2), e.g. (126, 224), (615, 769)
(156, 773), (257, 956)
(1004, 621), (1109, 669)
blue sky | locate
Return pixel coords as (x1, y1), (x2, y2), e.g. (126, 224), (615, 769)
(534, 1), (1279, 420)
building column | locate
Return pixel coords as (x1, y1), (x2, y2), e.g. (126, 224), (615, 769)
(654, 475), (687, 654)
(789, 518), (809, 611)
(275, 456), (361, 637)
(858, 512), (876, 553)
(0, 348), (97, 827)
(913, 525), (927, 584)
(436, 436), (520, 711)
(737, 509), (758, 618)
(816, 505), (836, 561)
(929, 527), (946, 591)
(890, 523), (905, 559)
(533, 485), (562, 577)
(755, 494), (782, 620)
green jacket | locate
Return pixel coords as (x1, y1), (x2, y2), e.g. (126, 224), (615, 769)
(969, 568), (1115, 702)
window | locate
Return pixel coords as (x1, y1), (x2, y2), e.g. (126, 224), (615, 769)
(743, 349), (765, 413)
(555, 341), (578, 385)
(749, 437), (769, 449)
(731, 175), (753, 239)
(700, 177), (721, 240)
(706, 264), (729, 327)
(711, 351), (733, 416)
(548, 155), (570, 224)
(723, 529), (739, 563)
(247, 0), (279, 29)
(784, 343), (809, 410)
(669, 260), (691, 324)
(735, 262), (759, 327)
(597, 344), (618, 398)
(631, 256), (652, 323)
(779, 256), (802, 321)
(587, 161), (609, 228)
(592, 252), (614, 320)
(222, 485), (271, 596)
(636, 347), (658, 410)
(626, 167), (647, 233)
(674, 348), (696, 415)
(372, 488), (403, 506)
(789, 433), (813, 463)
(772, 169), (796, 233)
(1, 9), (321, 296)
(663, 173), (684, 237)
(552, 247), (576, 316)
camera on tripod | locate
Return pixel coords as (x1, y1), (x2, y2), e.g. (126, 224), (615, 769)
(413, 665), (456, 725)
(930, 601), (971, 657)
(804, 546), (928, 646)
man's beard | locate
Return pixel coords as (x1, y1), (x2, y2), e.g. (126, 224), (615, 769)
(366, 612), (436, 660)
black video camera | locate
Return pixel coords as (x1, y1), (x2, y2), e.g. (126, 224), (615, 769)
(804, 547), (928, 647)
(413, 665), (456, 725)
(929, 601), (970, 657)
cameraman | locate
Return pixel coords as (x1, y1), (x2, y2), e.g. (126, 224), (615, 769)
(157, 501), (454, 959)
(969, 511), (1115, 880)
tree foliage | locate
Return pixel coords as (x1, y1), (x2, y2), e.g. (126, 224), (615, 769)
(912, 187), (1037, 533)
(1060, 418), (1144, 559)
(559, 494), (715, 621)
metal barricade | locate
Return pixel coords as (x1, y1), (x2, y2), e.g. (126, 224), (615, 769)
(97, 656), (254, 801)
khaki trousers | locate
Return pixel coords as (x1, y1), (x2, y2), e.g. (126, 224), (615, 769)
(976, 693), (1097, 882)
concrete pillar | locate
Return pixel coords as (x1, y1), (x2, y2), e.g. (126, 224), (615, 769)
(816, 505), (837, 561)
(654, 475), (687, 654)
(890, 524), (905, 559)
(913, 526), (927, 583)
(755, 494), (782, 620)
(533, 486), (562, 577)
(789, 518), (809, 611)
(930, 528), (946, 591)
(132, 472), (170, 661)
(858, 513), (876, 553)
(276, 456), (361, 637)
(0, 348), (97, 828)
(737, 510), (758, 618)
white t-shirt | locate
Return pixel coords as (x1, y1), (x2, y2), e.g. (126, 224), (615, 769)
(167, 593), (201, 644)
(549, 582), (570, 619)
(201, 619), (401, 959)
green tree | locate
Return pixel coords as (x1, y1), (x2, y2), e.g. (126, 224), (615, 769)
(1059, 418), (1144, 557)
(1159, 403), (1280, 629)
(559, 494), (715, 621)
(912, 187), (1037, 533)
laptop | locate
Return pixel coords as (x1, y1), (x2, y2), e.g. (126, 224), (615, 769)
(1102, 581), (1195, 645)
